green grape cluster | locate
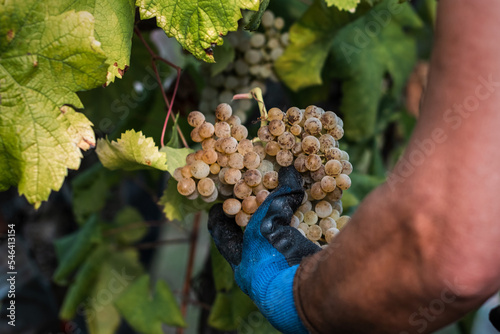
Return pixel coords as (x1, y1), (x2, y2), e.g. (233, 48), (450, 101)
(175, 103), (352, 246)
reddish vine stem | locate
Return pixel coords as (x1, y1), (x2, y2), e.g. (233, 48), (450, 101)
(176, 212), (202, 334)
(133, 26), (184, 148)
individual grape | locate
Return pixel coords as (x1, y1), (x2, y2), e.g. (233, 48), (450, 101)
(294, 211), (304, 223)
(268, 107), (284, 121)
(304, 211), (318, 226)
(325, 160), (343, 176)
(187, 189), (199, 200)
(294, 154), (308, 173)
(305, 154), (322, 171)
(243, 151), (261, 169)
(257, 159), (274, 175)
(274, 17), (285, 30)
(291, 142), (303, 156)
(191, 160), (210, 179)
(304, 105), (324, 119)
(268, 119), (286, 137)
(315, 200), (333, 218)
(201, 187), (219, 203)
(257, 126), (275, 142)
(245, 49), (262, 65)
(252, 182), (267, 196)
(202, 138), (216, 151)
(250, 33), (266, 48)
(224, 168), (242, 185)
(217, 152), (229, 168)
(181, 165), (192, 178)
(302, 136), (320, 154)
(186, 153), (196, 165)
(332, 200), (343, 215)
(335, 174), (351, 190)
(290, 215), (300, 228)
(286, 107), (303, 125)
(188, 111), (205, 127)
(214, 122), (231, 138)
(228, 153), (244, 169)
(215, 103), (232, 121)
(237, 139), (254, 155)
(329, 209), (341, 221)
(281, 32), (289, 45)
(242, 196), (259, 214)
(304, 117), (322, 136)
(297, 228), (306, 238)
(277, 132), (295, 150)
(329, 125), (344, 140)
(199, 122), (215, 138)
(265, 141), (281, 156)
(324, 148), (342, 161)
(270, 48), (284, 61)
(227, 115), (242, 127)
(319, 134), (336, 152)
(202, 149), (218, 165)
(253, 143), (266, 160)
(173, 167), (183, 182)
(290, 124), (302, 137)
(244, 169), (262, 187)
(221, 137), (238, 154)
(325, 228), (340, 243)
(177, 178), (196, 196)
(310, 182), (326, 200)
(190, 126), (203, 143)
(276, 150), (294, 167)
(301, 191), (309, 204)
(298, 223), (309, 234)
(320, 176), (337, 193)
(341, 150), (350, 161)
(307, 225), (322, 241)
(197, 178), (215, 197)
(219, 183), (234, 197)
(261, 10), (275, 28)
(223, 198), (241, 216)
(336, 115), (344, 127)
(298, 201), (312, 214)
(210, 163), (221, 175)
(236, 210), (251, 227)
(319, 217), (337, 234)
(336, 216), (351, 229)
(194, 150), (204, 161)
(231, 125), (248, 141)
(234, 179), (253, 199)
(234, 59), (249, 76)
(310, 165), (326, 182)
(341, 160), (353, 175)
(256, 189), (270, 205)
(319, 111), (337, 130)
(262, 171), (279, 189)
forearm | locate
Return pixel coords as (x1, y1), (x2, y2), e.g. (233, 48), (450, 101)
(295, 1), (500, 333)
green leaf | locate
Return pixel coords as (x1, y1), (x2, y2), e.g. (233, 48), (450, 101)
(325, 0), (361, 12)
(160, 146), (194, 176)
(115, 274), (186, 333)
(245, 0), (271, 31)
(331, 0), (421, 140)
(211, 42), (236, 77)
(84, 249), (144, 334)
(208, 287), (257, 330)
(96, 130), (168, 171)
(274, 0), (353, 91)
(63, 0), (135, 83)
(107, 206), (147, 244)
(136, 0), (260, 62)
(159, 178), (212, 222)
(59, 244), (108, 319)
(53, 215), (102, 285)
(0, 0), (108, 207)
(166, 114), (181, 148)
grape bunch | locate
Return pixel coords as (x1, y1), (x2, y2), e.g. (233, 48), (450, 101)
(198, 10), (289, 123)
(174, 103), (352, 246)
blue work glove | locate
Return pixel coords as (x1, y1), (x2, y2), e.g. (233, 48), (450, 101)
(208, 166), (321, 334)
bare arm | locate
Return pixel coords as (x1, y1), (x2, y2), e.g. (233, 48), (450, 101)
(295, 1), (500, 333)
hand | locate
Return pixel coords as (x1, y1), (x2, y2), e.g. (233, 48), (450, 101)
(208, 166), (321, 334)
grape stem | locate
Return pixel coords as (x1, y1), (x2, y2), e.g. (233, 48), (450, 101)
(233, 87), (268, 127)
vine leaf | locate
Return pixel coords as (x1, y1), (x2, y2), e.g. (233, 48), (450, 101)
(136, 0), (260, 62)
(160, 146), (193, 176)
(63, 0), (136, 83)
(325, 0), (360, 12)
(96, 130), (168, 171)
(0, 0), (108, 208)
(115, 274), (186, 333)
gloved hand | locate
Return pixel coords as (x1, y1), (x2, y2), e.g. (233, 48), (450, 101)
(208, 166), (321, 334)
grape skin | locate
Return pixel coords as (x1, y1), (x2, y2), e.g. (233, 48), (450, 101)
(188, 111), (205, 127)
(198, 178), (215, 197)
(244, 169), (262, 187)
(178, 178), (196, 196)
(223, 198), (241, 216)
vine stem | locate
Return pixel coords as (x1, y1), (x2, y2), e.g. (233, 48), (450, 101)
(233, 87), (268, 127)
(134, 26), (184, 148)
(176, 212), (202, 334)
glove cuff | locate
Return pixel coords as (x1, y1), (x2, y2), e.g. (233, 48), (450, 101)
(257, 265), (309, 334)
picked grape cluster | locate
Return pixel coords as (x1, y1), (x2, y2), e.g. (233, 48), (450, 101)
(174, 103), (352, 246)
(199, 11), (289, 123)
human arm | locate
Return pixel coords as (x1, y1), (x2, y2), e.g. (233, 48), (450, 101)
(295, 0), (500, 333)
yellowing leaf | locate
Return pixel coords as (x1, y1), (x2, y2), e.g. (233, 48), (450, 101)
(96, 130), (168, 171)
(136, 0), (260, 62)
(325, 0), (361, 12)
(0, 0), (108, 208)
